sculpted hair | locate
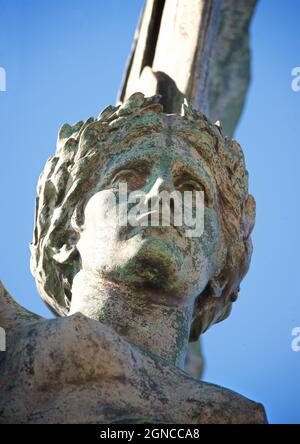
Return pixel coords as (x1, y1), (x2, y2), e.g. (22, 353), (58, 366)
(30, 92), (255, 340)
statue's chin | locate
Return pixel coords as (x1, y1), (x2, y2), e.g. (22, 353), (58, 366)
(105, 236), (185, 293)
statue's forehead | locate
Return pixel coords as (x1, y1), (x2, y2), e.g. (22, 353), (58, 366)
(102, 130), (212, 172)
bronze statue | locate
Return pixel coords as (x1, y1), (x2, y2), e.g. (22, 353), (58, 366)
(0, 94), (266, 423)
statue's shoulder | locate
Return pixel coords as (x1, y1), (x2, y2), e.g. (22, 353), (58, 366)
(135, 347), (268, 424)
(182, 377), (268, 424)
(0, 313), (267, 424)
(0, 280), (42, 331)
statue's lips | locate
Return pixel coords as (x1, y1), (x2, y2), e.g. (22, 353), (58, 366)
(128, 211), (185, 238)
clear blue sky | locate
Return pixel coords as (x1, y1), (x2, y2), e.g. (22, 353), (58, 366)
(0, 0), (299, 424)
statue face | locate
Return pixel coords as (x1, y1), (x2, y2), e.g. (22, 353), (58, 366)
(76, 131), (224, 305)
(31, 95), (254, 331)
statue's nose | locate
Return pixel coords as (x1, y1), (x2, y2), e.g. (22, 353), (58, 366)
(144, 176), (173, 204)
(142, 176), (177, 224)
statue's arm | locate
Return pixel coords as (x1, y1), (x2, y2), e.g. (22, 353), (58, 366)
(0, 280), (43, 331)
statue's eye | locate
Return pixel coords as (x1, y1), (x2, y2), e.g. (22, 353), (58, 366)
(176, 179), (202, 192)
(175, 179), (211, 207)
(111, 169), (146, 190)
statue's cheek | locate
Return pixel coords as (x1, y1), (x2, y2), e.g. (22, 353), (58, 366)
(188, 209), (222, 280)
(199, 209), (221, 256)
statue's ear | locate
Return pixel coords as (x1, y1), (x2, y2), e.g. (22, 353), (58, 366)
(52, 244), (78, 265)
(242, 194), (256, 240)
(51, 205), (83, 265)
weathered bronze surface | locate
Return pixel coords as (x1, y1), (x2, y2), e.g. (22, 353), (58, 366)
(0, 94), (266, 423)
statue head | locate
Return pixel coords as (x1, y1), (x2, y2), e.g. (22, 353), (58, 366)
(30, 93), (255, 341)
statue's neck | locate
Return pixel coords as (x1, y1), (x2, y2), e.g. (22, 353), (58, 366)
(69, 270), (193, 368)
